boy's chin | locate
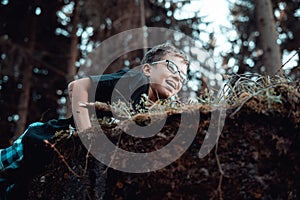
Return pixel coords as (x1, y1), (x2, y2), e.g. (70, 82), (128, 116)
(153, 86), (176, 100)
(160, 90), (175, 99)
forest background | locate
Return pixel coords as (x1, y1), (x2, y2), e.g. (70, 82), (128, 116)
(0, 0), (299, 147)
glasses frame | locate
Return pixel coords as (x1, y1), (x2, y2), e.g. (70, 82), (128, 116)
(151, 59), (187, 84)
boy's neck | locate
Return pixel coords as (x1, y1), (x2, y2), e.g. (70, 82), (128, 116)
(148, 87), (158, 102)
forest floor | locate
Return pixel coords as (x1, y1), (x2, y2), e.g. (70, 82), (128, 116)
(24, 74), (300, 200)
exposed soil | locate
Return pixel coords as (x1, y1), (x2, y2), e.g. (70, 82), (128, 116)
(22, 91), (300, 200)
(3, 75), (295, 199)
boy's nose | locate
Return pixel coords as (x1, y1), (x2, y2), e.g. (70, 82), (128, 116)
(171, 73), (181, 84)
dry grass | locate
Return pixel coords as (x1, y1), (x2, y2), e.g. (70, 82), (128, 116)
(222, 73), (300, 118)
(83, 73), (300, 125)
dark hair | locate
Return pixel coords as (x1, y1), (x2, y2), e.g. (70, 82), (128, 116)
(141, 43), (190, 67)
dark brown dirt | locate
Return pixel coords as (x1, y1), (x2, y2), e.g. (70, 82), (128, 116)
(23, 98), (300, 200)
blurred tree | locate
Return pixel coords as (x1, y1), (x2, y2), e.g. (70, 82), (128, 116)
(0, 0), (72, 146)
(13, 0), (38, 140)
(0, 0), (211, 146)
(272, 0), (300, 81)
(256, 0), (281, 75)
(224, 0), (299, 77)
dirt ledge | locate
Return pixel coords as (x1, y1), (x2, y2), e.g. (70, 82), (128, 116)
(19, 99), (300, 200)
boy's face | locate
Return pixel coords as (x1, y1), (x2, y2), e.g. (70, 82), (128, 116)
(145, 54), (188, 101)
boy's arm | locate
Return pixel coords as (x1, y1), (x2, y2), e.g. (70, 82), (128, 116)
(68, 78), (92, 132)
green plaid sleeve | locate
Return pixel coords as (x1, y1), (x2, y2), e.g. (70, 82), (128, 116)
(0, 122), (45, 171)
(0, 134), (24, 170)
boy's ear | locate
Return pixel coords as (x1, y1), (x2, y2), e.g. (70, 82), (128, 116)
(142, 63), (151, 77)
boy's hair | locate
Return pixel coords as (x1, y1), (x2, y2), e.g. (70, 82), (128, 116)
(141, 43), (190, 67)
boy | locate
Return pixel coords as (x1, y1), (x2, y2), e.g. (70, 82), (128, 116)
(70, 43), (189, 131)
(0, 43), (189, 198)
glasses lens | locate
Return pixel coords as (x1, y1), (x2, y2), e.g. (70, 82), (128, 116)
(167, 60), (177, 73)
(180, 74), (187, 84)
(167, 60), (187, 84)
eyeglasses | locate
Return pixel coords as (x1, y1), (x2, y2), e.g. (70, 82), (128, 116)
(151, 59), (187, 84)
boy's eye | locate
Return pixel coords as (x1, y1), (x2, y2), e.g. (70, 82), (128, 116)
(168, 63), (177, 72)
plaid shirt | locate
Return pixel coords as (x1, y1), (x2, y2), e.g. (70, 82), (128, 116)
(0, 134), (24, 171)
(0, 136), (24, 199)
(0, 122), (44, 198)
(0, 122), (44, 171)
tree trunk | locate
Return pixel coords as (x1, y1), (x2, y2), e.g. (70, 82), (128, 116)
(65, 0), (80, 117)
(256, 0), (281, 75)
(140, 0), (148, 55)
(12, 8), (37, 141)
(66, 0), (79, 84)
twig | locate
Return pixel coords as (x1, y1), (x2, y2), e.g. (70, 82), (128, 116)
(84, 189), (92, 200)
(103, 131), (123, 174)
(83, 143), (92, 176)
(274, 48), (300, 76)
(44, 139), (81, 178)
(79, 102), (111, 112)
(215, 143), (224, 200)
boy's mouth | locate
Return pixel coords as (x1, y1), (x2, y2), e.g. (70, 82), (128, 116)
(166, 80), (176, 90)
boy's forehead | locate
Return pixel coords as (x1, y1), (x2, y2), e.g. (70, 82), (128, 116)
(163, 53), (182, 60)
